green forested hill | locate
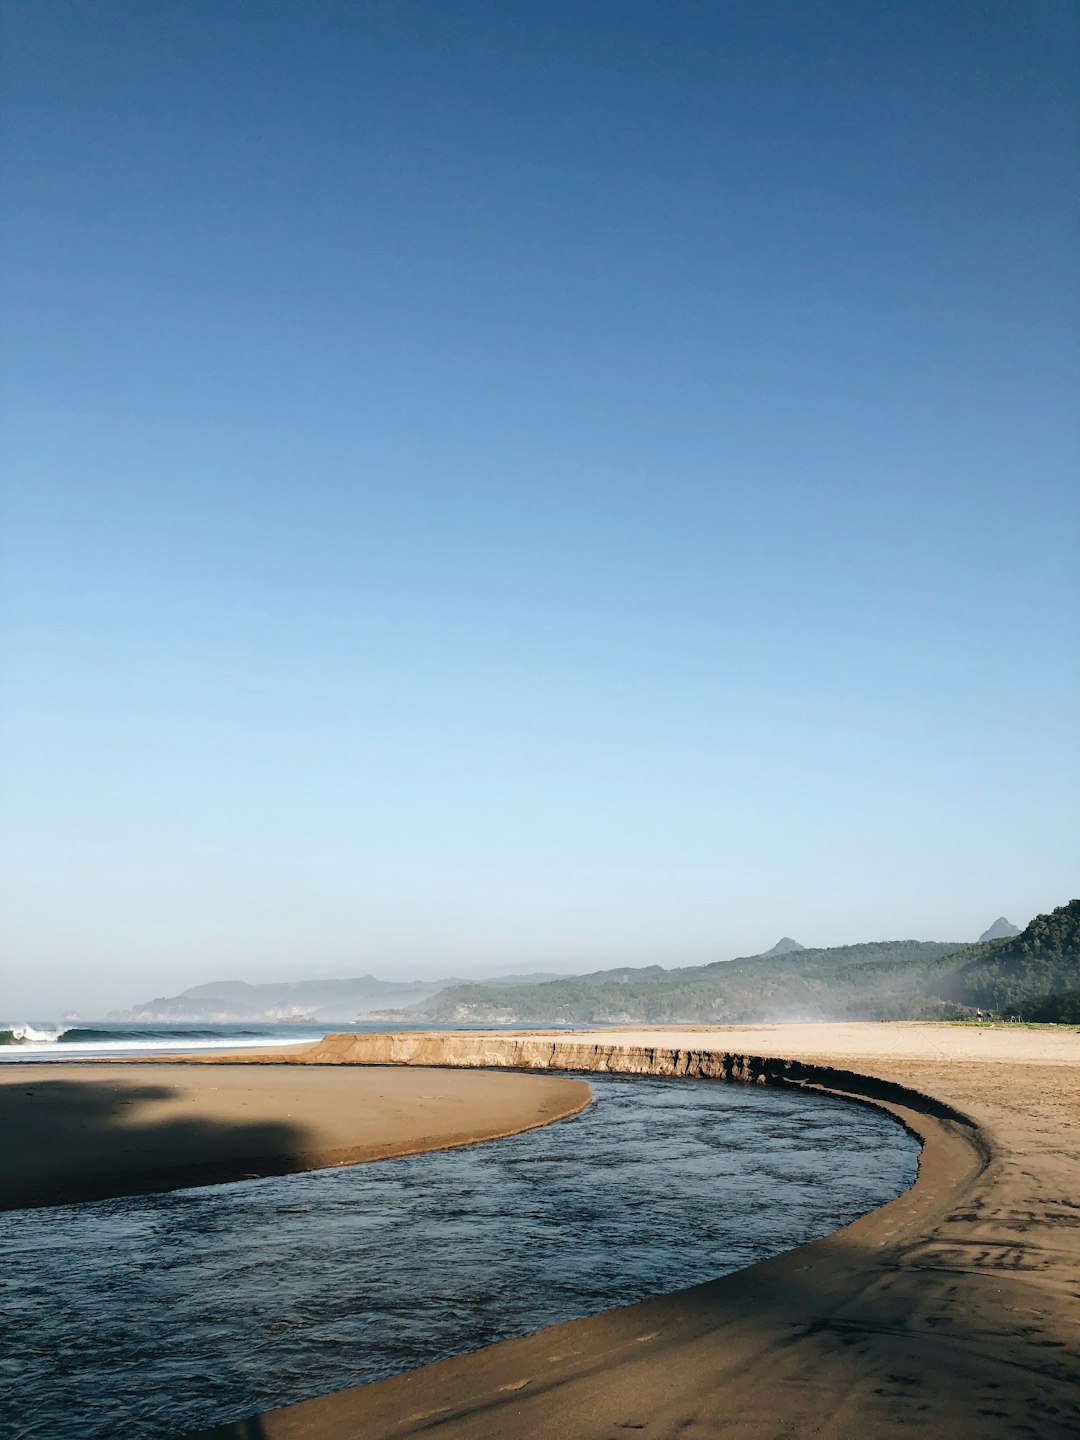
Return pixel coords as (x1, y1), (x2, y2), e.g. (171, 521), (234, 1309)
(411, 901), (1080, 1024)
(415, 939), (964, 1023)
(928, 900), (1080, 1015)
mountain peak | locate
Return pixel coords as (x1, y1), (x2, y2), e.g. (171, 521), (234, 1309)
(761, 937), (805, 958)
(978, 916), (1020, 942)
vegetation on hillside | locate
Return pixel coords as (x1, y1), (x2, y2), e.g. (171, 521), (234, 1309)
(1016, 988), (1080, 1024)
(410, 901), (1080, 1025)
(924, 901), (1080, 1014)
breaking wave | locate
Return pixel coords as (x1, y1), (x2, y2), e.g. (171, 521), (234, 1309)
(0, 1022), (327, 1058)
(2, 1024), (297, 1045)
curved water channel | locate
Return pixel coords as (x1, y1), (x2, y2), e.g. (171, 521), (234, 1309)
(1, 1072), (919, 1440)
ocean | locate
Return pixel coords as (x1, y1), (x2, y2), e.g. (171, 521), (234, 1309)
(0, 1018), (518, 1061)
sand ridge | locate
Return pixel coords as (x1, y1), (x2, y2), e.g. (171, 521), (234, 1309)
(0, 1062), (591, 1210)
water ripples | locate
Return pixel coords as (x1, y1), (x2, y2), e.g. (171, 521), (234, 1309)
(0, 1073), (918, 1439)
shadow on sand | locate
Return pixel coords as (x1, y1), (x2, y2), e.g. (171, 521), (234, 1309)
(0, 1075), (310, 1211)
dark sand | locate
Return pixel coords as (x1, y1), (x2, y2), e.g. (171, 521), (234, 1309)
(181, 1023), (1080, 1440)
(0, 1062), (591, 1210)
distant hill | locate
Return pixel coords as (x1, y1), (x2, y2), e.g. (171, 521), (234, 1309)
(487, 972), (573, 986)
(112, 976), (448, 1022)
(761, 937), (805, 958)
(926, 901), (1080, 1015)
(407, 940), (966, 1025)
(978, 917), (1020, 942)
(110, 905), (1079, 1026)
(403, 901), (1080, 1025)
(112, 970), (572, 1022)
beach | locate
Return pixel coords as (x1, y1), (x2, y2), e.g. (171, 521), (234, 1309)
(176, 1021), (1079, 1440)
(0, 1061), (591, 1210)
(7, 1023), (1078, 1438)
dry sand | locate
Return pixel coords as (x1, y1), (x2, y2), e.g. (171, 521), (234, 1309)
(183, 1021), (1080, 1440)
(0, 1062), (591, 1210)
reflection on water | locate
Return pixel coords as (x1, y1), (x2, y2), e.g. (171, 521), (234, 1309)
(1, 1074), (918, 1440)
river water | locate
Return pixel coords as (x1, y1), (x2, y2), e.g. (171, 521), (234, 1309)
(0, 1072), (919, 1439)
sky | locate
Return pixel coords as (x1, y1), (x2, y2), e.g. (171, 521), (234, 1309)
(1, 1), (1078, 1017)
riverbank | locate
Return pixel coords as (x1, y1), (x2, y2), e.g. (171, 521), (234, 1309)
(0, 1062), (591, 1209)
(189, 1022), (1080, 1440)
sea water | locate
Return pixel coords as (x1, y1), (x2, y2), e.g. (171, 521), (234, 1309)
(0, 1073), (918, 1440)
(0, 1019), (530, 1062)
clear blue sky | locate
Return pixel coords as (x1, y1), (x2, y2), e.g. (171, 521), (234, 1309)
(2, 1), (1077, 1015)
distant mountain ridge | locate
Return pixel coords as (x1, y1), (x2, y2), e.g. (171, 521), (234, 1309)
(406, 940), (966, 1024)
(112, 976), (442, 1022)
(109, 907), (1076, 1025)
(111, 971), (570, 1022)
(398, 902), (1080, 1026)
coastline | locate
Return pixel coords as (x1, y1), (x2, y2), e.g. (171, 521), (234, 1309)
(181, 1022), (1080, 1440)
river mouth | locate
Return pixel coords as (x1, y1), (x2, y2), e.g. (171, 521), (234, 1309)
(2, 1072), (918, 1440)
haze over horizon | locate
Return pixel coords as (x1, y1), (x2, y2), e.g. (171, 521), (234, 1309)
(2, 910), (1057, 1023)
(2, 3), (1077, 1018)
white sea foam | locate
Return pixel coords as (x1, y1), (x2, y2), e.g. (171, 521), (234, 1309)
(0, 1034), (322, 1061)
(8, 1023), (69, 1044)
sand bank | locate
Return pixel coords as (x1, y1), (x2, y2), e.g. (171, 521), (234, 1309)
(188, 1022), (1080, 1440)
(0, 1062), (590, 1210)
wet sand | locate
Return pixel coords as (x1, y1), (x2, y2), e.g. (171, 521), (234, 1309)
(0, 1062), (591, 1210)
(188, 1022), (1080, 1440)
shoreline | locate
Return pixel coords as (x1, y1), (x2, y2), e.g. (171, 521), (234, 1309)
(180, 1022), (1079, 1440)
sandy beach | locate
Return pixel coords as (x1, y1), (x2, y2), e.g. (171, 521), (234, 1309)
(0, 1062), (591, 1210)
(174, 1021), (1080, 1440)
(8, 1024), (1078, 1437)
